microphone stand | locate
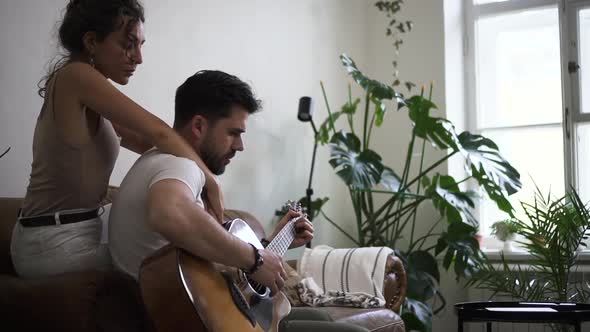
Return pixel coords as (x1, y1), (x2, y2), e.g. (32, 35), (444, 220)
(305, 119), (318, 248)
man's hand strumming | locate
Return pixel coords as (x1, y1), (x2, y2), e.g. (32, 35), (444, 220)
(249, 249), (286, 296)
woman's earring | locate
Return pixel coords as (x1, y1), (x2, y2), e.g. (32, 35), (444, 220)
(89, 55), (95, 68)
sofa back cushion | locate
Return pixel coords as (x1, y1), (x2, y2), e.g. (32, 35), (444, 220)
(0, 197), (23, 275)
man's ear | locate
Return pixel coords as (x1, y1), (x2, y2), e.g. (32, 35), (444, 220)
(82, 31), (98, 56)
(190, 115), (208, 140)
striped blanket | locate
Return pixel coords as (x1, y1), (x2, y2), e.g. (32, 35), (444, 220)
(296, 245), (393, 308)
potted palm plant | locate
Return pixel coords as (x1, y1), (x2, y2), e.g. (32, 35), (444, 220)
(468, 188), (590, 332)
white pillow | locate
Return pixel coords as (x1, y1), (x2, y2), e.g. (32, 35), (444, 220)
(297, 245), (393, 301)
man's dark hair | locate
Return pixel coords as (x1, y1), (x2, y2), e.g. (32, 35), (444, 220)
(173, 70), (261, 129)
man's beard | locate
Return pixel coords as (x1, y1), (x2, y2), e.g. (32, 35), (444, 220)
(199, 141), (233, 175)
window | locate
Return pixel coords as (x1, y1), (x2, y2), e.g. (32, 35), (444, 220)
(465, 0), (590, 248)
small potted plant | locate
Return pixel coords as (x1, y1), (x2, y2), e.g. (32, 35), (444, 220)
(490, 219), (520, 252)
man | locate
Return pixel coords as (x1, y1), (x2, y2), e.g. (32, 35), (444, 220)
(109, 70), (369, 332)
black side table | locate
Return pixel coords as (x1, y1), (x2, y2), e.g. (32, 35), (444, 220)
(454, 301), (590, 332)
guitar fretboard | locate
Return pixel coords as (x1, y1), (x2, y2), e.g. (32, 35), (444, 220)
(266, 201), (302, 257)
(266, 218), (297, 257)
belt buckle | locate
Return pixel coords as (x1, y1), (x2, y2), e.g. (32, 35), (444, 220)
(54, 211), (61, 226)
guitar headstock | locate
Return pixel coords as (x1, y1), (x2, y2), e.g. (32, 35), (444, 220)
(284, 200), (302, 214)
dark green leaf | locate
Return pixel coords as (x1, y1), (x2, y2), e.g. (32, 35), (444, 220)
(403, 95), (460, 150)
(425, 175), (478, 227)
(409, 250), (440, 282)
(403, 298), (433, 332)
(316, 111), (344, 145)
(405, 254), (438, 302)
(329, 131), (384, 189)
(458, 131), (521, 216)
(401, 312), (425, 332)
(459, 131), (521, 195)
(404, 81), (416, 92)
(340, 54), (405, 106)
(274, 196), (329, 222)
(342, 98), (361, 115)
(437, 222), (484, 280)
(372, 97), (387, 127)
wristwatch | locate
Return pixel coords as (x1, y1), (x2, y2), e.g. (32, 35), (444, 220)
(245, 243), (264, 274)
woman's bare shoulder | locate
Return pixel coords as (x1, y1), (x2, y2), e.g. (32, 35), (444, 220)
(58, 62), (104, 85)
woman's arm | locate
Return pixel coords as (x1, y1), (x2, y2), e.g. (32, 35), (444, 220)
(112, 122), (152, 154)
(61, 62), (224, 221)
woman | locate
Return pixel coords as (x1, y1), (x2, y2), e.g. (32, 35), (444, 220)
(11, 0), (223, 278)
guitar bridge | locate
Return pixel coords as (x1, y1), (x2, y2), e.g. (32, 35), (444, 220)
(221, 272), (257, 328)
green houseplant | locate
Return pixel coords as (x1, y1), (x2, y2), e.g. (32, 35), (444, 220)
(490, 218), (521, 252)
(468, 188), (590, 332)
(314, 54), (521, 331)
(490, 219), (520, 242)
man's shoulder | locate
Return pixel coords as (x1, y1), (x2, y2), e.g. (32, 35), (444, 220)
(129, 148), (206, 190)
(137, 148), (203, 173)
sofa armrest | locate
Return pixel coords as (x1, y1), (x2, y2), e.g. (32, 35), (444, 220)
(383, 254), (407, 313)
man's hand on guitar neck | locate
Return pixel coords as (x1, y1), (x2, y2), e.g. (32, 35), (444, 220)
(269, 209), (314, 249)
(250, 249), (287, 296)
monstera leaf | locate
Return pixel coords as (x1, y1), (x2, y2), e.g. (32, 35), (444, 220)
(316, 99), (362, 145)
(329, 131), (384, 189)
(340, 54), (405, 107)
(372, 97), (388, 127)
(423, 175), (478, 227)
(379, 166), (402, 192)
(435, 221), (483, 280)
(274, 196), (329, 222)
(316, 110), (345, 145)
(402, 298), (433, 332)
(399, 250), (437, 332)
(458, 131), (521, 216)
(403, 96), (459, 151)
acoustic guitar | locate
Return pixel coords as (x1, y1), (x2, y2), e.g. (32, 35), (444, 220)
(139, 202), (302, 332)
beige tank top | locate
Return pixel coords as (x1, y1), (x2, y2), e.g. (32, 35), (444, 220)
(21, 76), (120, 217)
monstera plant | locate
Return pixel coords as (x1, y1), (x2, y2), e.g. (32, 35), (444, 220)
(316, 54), (521, 331)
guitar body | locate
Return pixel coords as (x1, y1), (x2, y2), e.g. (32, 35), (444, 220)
(140, 218), (291, 332)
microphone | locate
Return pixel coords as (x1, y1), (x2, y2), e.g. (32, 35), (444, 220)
(297, 96), (313, 122)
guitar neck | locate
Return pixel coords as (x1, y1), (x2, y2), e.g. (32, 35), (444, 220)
(266, 217), (298, 257)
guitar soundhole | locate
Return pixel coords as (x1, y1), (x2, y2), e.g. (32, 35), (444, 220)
(246, 275), (268, 296)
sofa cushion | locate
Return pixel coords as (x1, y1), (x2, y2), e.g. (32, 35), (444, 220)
(315, 307), (404, 332)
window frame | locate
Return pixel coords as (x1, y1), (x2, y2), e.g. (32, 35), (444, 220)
(463, 0), (588, 249)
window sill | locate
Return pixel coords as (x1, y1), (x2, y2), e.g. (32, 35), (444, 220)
(482, 248), (590, 269)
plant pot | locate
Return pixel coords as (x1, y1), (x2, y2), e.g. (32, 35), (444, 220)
(502, 239), (515, 252)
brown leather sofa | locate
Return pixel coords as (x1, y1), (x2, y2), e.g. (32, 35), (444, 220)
(0, 197), (406, 332)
